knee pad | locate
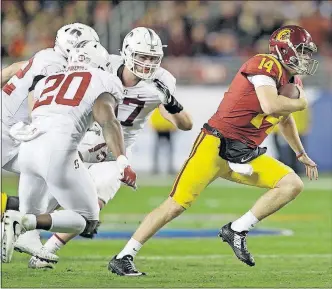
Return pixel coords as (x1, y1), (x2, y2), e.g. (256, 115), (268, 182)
(79, 219), (101, 239)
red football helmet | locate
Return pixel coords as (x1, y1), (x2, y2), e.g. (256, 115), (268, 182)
(269, 25), (318, 75)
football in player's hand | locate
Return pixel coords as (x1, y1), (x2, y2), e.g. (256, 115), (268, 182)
(278, 83), (300, 99)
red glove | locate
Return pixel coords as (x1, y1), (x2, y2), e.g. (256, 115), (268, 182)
(120, 166), (137, 190)
(117, 155), (137, 190)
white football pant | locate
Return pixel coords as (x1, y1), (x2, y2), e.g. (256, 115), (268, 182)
(18, 132), (99, 220)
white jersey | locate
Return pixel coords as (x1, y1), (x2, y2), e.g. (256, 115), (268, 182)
(79, 54), (176, 162)
(2, 48), (67, 128)
(32, 66), (123, 147)
(1, 48), (67, 168)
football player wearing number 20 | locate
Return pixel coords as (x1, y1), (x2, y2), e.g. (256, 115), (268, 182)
(26, 27), (193, 269)
(1, 23), (100, 223)
(2, 40), (130, 264)
(109, 25), (319, 276)
(1, 23), (99, 175)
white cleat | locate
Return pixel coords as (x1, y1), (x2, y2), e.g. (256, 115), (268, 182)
(1, 210), (25, 263)
(28, 247), (58, 269)
(28, 256), (54, 269)
(14, 230), (43, 256)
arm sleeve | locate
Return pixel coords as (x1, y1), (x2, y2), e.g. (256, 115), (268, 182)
(247, 75), (276, 89)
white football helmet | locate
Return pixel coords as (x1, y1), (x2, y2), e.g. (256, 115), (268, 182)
(54, 23), (100, 58)
(68, 40), (111, 72)
(120, 27), (166, 80)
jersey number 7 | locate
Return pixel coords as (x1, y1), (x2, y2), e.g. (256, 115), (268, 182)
(33, 72), (91, 110)
(115, 98), (145, 127)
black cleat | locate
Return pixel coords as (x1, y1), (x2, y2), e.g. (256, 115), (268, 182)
(108, 255), (146, 276)
(218, 222), (255, 266)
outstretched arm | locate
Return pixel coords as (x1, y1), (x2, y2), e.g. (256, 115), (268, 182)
(93, 92), (137, 189)
(158, 104), (193, 131)
(278, 114), (318, 180)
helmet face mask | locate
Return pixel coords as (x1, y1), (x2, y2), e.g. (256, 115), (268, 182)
(269, 25), (318, 75)
(120, 27), (165, 80)
(129, 52), (163, 79)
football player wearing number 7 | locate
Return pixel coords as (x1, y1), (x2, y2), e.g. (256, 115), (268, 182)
(1, 40), (132, 263)
(109, 25), (319, 275)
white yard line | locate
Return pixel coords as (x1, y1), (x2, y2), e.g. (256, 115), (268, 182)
(67, 254), (332, 261)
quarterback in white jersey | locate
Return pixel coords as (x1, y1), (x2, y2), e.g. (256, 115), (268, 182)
(1, 41), (137, 264)
(1, 23), (99, 174)
(23, 27), (192, 269)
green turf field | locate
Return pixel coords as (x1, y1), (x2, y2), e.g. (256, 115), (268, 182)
(1, 175), (332, 288)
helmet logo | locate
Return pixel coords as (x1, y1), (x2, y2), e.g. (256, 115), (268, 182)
(70, 29), (82, 38)
(276, 29), (291, 42)
(78, 55), (85, 62)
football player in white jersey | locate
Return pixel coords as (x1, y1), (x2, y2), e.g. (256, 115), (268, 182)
(24, 27), (192, 269)
(1, 22), (99, 175)
(1, 22), (101, 258)
(2, 40), (137, 264)
(1, 23), (101, 261)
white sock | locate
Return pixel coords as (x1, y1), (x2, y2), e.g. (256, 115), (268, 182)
(231, 210), (259, 232)
(44, 234), (66, 254)
(22, 214), (37, 231)
(117, 238), (143, 259)
(50, 210), (86, 234)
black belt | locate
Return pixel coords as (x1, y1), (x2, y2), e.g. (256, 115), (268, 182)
(203, 123), (223, 139)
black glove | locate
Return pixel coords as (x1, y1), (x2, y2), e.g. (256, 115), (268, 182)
(154, 79), (183, 114)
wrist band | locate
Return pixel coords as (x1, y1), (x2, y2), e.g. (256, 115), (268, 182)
(116, 155), (129, 171)
(296, 150), (305, 159)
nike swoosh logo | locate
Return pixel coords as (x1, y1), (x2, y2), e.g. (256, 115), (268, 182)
(240, 156), (252, 163)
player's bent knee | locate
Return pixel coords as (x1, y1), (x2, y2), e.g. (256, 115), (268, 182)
(277, 173), (304, 199)
(290, 175), (304, 196)
(89, 162), (121, 205)
(162, 197), (185, 221)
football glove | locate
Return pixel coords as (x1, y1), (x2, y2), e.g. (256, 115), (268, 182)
(153, 79), (183, 114)
(116, 155), (137, 190)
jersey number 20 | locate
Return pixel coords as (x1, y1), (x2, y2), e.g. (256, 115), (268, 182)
(33, 72), (91, 110)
